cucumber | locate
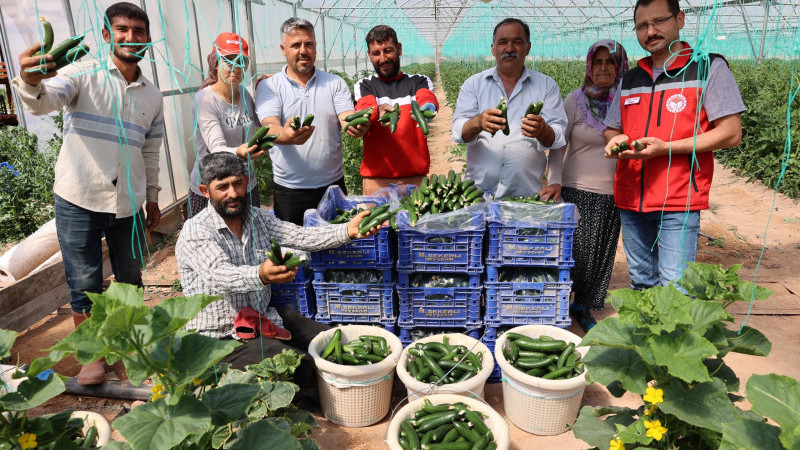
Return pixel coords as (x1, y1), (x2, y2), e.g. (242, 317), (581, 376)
(248, 125), (270, 147)
(343, 116), (369, 133)
(410, 100), (429, 135)
(53, 44), (89, 71)
(302, 113), (315, 127)
(389, 103), (400, 133)
(283, 254), (307, 269)
(321, 329), (341, 359)
(48, 34), (84, 61)
(344, 107), (372, 122)
(34, 17), (54, 56)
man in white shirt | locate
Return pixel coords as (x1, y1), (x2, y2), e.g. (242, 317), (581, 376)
(255, 17), (366, 225)
(451, 18), (568, 199)
(13, 2), (163, 385)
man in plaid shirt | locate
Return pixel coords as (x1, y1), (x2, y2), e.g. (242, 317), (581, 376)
(176, 152), (382, 384)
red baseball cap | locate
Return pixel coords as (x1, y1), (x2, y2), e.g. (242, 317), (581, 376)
(215, 32), (249, 58)
(234, 307), (291, 341)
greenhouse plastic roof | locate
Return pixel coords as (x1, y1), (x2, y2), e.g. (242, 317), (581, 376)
(300, 0), (800, 59)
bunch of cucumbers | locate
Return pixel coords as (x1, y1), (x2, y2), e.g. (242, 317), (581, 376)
(320, 329), (391, 365)
(265, 239), (306, 269)
(399, 399), (496, 450)
(406, 336), (483, 385)
(378, 103), (401, 133)
(610, 139), (647, 154)
(289, 114), (315, 130)
(32, 17), (89, 72)
(504, 193), (556, 205)
(395, 170), (484, 226)
(247, 125), (278, 151)
(327, 207), (365, 224)
(501, 332), (584, 380)
(343, 107), (374, 133)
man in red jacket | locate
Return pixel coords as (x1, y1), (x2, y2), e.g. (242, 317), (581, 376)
(604, 0), (744, 289)
(353, 25), (439, 194)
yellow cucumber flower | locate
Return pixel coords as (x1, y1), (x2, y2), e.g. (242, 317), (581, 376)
(192, 377), (203, 386)
(609, 438), (625, 450)
(18, 433), (38, 449)
(151, 383), (166, 400)
(644, 405), (657, 416)
(643, 386), (664, 405)
(645, 419), (668, 441)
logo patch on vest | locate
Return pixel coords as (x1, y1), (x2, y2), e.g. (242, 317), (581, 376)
(624, 97), (640, 105)
(665, 94), (688, 113)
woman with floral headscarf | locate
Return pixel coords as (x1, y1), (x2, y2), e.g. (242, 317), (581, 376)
(547, 40), (629, 331)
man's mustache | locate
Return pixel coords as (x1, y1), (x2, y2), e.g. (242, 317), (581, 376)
(501, 52), (518, 59)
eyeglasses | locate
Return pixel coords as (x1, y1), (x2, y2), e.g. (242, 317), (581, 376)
(634, 14), (676, 34)
(220, 55), (249, 70)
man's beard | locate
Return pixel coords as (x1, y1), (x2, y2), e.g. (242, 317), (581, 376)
(211, 193), (248, 218)
(114, 42), (147, 63)
(374, 59), (400, 78)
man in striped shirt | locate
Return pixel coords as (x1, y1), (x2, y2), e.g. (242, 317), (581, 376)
(13, 2), (163, 385)
(176, 152), (382, 385)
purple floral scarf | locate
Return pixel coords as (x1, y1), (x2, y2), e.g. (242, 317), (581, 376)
(577, 39), (629, 132)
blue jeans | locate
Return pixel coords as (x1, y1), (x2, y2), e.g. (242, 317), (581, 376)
(55, 195), (146, 313)
(619, 209), (700, 290)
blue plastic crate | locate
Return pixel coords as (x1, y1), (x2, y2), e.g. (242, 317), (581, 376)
(313, 281), (397, 324)
(399, 325), (482, 347)
(486, 201), (577, 268)
(270, 280), (315, 318)
(396, 271), (481, 289)
(484, 267), (572, 328)
(396, 210), (485, 274)
(269, 266), (315, 318)
(397, 286), (482, 327)
(304, 190), (394, 269)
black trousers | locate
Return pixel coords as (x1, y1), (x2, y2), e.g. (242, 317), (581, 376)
(221, 306), (330, 386)
(272, 177), (347, 225)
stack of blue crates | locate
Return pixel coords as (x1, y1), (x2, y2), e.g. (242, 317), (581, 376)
(394, 209), (485, 346)
(304, 192), (397, 332)
(482, 200), (578, 381)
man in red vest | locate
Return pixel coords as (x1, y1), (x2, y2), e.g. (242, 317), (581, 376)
(603, 0), (745, 289)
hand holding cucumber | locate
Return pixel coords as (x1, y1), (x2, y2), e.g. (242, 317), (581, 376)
(20, 18), (89, 85)
(347, 208), (388, 239)
(278, 116), (314, 145)
(19, 42), (58, 85)
(258, 240), (303, 285)
(343, 107), (372, 138)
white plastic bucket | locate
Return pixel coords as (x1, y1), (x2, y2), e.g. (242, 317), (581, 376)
(72, 411), (112, 446)
(309, 325), (402, 427)
(396, 333), (493, 400)
(385, 394), (510, 450)
(494, 325), (588, 435)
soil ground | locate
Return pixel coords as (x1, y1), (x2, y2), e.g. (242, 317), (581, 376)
(6, 74), (800, 448)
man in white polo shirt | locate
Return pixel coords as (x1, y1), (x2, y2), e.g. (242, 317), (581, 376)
(255, 17), (366, 225)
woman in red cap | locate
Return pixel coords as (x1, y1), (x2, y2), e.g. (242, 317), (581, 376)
(188, 32), (266, 216)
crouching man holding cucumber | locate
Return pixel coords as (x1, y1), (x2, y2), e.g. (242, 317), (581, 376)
(176, 152), (385, 386)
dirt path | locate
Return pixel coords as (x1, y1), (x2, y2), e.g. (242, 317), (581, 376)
(426, 73), (464, 176)
(7, 76), (800, 448)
